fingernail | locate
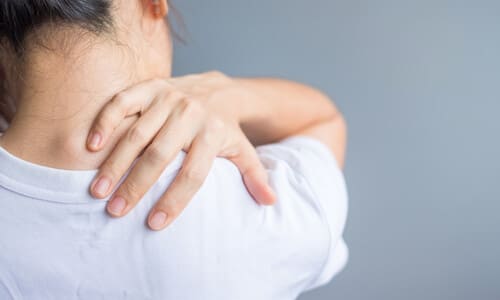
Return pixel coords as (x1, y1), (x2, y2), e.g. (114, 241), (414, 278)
(108, 196), (127, 216)
(88, 131), (102, 149)
(92, 177), (111, 197)
(149, 211), (167, 230)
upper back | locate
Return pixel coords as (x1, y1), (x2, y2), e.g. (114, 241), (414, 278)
(0, 136), (348, 300)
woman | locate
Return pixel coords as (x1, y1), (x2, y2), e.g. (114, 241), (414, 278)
(0, 1), (348, 299)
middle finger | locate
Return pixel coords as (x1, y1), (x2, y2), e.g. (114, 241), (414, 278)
(105, 100), (202, 217)
(90, 92), (179, 199)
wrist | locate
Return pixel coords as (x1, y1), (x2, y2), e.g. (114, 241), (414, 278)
(206, 76), (264, 126)
(228, 78), (270, 125)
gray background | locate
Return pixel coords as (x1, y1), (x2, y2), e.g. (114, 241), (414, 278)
(171, 1), (500, 299)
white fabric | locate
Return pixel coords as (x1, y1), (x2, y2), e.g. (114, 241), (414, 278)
(0, 136), (348, 300)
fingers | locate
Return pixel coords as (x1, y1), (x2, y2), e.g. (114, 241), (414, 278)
(148, 133), (219, 230)
(228, 136), (276, 206)
(90, 92), (179, 199)
(105, 99), (202, 218)
(87, 79), (169, 151)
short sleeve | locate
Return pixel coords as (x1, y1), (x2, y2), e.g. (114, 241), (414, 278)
(0, 269), (20, 300)
(256, 136), (349, 291)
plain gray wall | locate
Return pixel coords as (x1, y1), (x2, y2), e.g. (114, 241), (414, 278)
(171, 1), (500, 299)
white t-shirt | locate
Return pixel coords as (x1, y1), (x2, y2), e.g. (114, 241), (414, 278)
(0, 136), (348, 300)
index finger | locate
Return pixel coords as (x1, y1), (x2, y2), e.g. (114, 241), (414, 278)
(147, 134), (219, 230)
(86, 79), (169, 151)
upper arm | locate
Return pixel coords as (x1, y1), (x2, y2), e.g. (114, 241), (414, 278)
(256, 136), (349, 292)
(295, 113), (347, 169)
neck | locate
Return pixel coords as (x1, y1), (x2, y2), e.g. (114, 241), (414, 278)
(0, 43), (148, 170)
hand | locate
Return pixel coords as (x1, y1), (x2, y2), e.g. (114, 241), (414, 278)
(87, 72), (276, 230)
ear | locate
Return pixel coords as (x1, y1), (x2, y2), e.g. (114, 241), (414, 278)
(145, 0), (169, 18)
(140, 0), (169, 37)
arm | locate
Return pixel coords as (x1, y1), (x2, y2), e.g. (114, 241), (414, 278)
(87, 72), (347, 230)
(208, 76), (347, 167)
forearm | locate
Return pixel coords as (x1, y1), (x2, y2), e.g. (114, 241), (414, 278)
(231, 78), (337, 142)
(215, 77), (347, 167)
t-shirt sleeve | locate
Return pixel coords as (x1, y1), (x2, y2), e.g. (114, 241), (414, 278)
(256, 135), (349, 292)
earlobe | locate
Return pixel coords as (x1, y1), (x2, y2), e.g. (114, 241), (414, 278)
(140, 0), (169, 37)
(151, 0), (168, 18)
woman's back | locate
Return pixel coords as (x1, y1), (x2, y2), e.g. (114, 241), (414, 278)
(0, 136), (348, 300)
(0, 1), (348, 298)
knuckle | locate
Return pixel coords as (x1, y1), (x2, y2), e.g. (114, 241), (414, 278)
(207, 117), (225, 132)
(181, 167), (205, 185)
(121, 180), (143, 202)
(151, 77), (167, 87)
(144, 144), (167, 164)
(94, 116), (109, 132)
(153, 78), (174, 91)
(157, 92), (171, 106)
(96, 108), (117, 131)
(199, 132), (211, 146)
(100, 160), (121, 181)
(190, 84), (204, 94)
(206, 70), (230, 84)
(206, 70), (223, 78)
(112, 92), (129, 111)
(199, 128), (216, 146)
(169, 90), (185, 100)
(182, 98), (203, 118)
(127, 125), (149, 145)
(200, 118), (226, 146)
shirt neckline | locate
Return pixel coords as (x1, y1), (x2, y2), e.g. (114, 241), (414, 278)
(0, 136), (184, 204)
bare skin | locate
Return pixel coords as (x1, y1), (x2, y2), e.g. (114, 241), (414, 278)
(0, 67), (16, 131)
(0, 0), (346, 230)
(85, 73), (346, 230)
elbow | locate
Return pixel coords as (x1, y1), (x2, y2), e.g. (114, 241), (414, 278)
(326, 112), (347, 169)
(319, 95), (348, 168)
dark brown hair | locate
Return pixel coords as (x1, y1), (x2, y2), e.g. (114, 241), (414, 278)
(0, 1), (183, 129)
(0, 0), (113, 53)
